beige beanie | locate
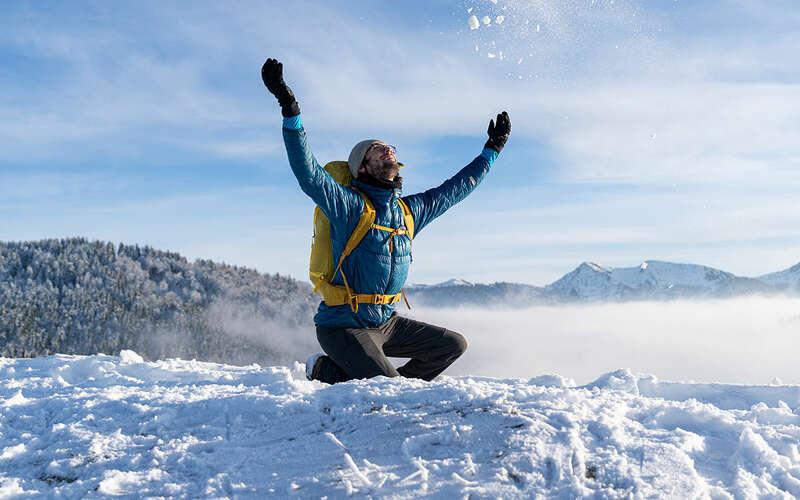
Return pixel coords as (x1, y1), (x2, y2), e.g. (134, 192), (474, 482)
(347, 139), (383, 179)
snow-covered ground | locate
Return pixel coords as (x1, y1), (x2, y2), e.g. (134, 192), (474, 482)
(2, 353), (800, 498)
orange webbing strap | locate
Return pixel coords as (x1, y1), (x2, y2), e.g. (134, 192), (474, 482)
(370, 198), (414, 254)
(321, 278), (405, 312)
(337, 267), (358, 312)
(401, 288), (411, 309)
(370, 224), (407, 253)
(354, 292), (403, 306)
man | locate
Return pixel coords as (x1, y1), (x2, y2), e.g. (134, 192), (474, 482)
(262, 58), (510, 384)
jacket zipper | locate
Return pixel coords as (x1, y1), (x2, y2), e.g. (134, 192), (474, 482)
(384, 191), (398, 298)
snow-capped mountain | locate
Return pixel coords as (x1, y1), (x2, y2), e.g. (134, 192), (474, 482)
(544, 262), (633, 301)
(546, 260), (772, 301)
(408, 278), (474, 289)
(412, 259), (793, 306)
(758, 262), (800, 293)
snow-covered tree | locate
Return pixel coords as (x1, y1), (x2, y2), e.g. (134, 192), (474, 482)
(0, 238), (317, 365)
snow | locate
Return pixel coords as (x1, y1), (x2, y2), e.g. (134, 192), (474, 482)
(759, 263), (800, 292)
(545, 260), (770, 301)
(408, 278), (474, 289)
(461, 0), (646, 81)
(2, 354), (800, 497)
(0, 478), (26, 499)
(119, 349), (144, 364)
(467, 15), (479, 30)
(611, 260), (731, 290)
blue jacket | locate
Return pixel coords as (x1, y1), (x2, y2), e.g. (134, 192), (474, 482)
(282, 115), (498, 328)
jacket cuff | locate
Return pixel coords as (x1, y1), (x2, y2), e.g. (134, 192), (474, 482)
(283, 114), (302, 130)
(480, 147), (499, 165)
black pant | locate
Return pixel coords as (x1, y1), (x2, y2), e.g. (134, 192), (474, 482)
(313, 313), (467, 384)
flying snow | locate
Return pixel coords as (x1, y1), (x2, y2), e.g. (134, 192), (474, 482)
(461, 0), (649, 80)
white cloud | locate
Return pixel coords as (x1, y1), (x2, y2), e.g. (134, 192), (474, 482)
(539, 82), (800, 184)
(402, 183), (800, 284)
(406, 297), (800, 385)
(4, 1), (800, 187)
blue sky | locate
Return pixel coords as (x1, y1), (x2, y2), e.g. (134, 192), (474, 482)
(2, 0), (800, 285)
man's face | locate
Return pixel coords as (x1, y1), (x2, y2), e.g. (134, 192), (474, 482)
(361, 142), (400, 181)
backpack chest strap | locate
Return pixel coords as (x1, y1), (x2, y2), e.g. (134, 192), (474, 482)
(371, 223), (407, 253)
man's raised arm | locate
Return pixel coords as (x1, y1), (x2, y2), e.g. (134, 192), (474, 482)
(261, 58), (353, 222)
(403, 111), (511, 235)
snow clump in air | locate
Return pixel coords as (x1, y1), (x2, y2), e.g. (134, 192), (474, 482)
(462, 0), (649, 79)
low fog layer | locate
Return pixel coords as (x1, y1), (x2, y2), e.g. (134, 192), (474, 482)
(398, 297), (800, 385)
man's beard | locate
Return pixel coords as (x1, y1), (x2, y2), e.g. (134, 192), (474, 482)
(372, 160), (400, 181)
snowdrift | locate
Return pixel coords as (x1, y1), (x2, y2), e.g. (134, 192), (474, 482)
(2, 353), (800, 498)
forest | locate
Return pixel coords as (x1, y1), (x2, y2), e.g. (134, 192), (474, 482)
(0, 238), (317, 365)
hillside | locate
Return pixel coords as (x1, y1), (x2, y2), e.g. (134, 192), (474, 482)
(759, 263), (800, 293)
(405, 281), (548, 308)
(0, 238), (317, 365)
(1, 353), (798, 498)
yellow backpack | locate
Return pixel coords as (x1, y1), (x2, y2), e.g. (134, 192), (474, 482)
(309, 161), (414, 313)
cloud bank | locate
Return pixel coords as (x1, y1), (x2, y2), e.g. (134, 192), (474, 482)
(402, 297), (800, 385)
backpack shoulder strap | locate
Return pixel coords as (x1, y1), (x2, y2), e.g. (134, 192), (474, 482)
(397, 197), (414, 246)
(333, 187), (375, 277)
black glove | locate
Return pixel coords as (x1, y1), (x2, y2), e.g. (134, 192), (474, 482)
(484, 111), (511, 153)
(261, 58), (300, 118)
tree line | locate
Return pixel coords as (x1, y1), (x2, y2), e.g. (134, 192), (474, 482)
(0, 238), (317, 365)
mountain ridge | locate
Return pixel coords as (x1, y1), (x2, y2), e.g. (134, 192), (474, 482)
(407, 259), (799, 306)
(3, 237), (799, 337)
